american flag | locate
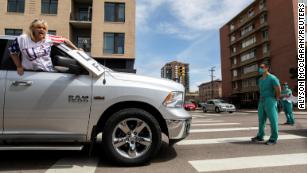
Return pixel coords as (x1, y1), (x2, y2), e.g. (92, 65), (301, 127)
(48, 34), (65, 44)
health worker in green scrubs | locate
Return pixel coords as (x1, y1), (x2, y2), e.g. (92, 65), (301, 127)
(251, 62), (281, 145)
(281, 82), (295, 125)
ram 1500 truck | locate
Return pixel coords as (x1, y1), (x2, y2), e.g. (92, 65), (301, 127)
(0, 35), (191, 165)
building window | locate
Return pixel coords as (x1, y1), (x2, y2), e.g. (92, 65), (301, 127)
(7, 0), (25, 13)
(48, 30), (56, 35)
(239, 16), (245, 23)
(260, 13), (267, 24)
(79, 7), (92, 21)
(41, 0), (58, 14)
(233, 70), (238, 77)
(233, 58), (237, 65)
(5, 28), (22, 36)
(77, 37), (91, 52)
(242, 78), (257, 88)
(231, 34), (236, 42)
(233, 82), (238, 89)
(231, 46), (237, 54)
(262, 30), (269, 39)
(241, 23), (254, 36)
(259, 0), (265, 10)
(243, 64), (258, 74)
(248, 8), (254, 17)
(263, 44), (269, 54)
(230, 23), (235, 31)
(240, 50), (256, 62)
(104, 33), (125, 54)
(242, 36), (256, 48)
(105, 2), (125, 22)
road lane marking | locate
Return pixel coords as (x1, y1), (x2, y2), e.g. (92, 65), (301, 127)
(192, 120), (224, 123)
(178, 135), (307, 145)
(45, 157), (99, 173)
(190, 127), (258, 133)
(189, 153), (307, 172)
(191, 123), (240, 127)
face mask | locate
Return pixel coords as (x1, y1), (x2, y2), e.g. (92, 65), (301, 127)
(258, 68), (264, 75)
(284, 85), (289, 89)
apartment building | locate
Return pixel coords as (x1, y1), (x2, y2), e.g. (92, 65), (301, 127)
(198, 80), (222, 102)
(161, 61), (190, 92)
(220, 0), (301, 107)
(0, 0), (136, 72)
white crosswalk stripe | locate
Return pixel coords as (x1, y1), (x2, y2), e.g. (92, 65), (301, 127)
(189, 153), (307, 172)
(192, 120), (224, 123)
(45, 157), (99, 173)
(178, 135), (307, 145)
(190, 127), (258, 133)
(191, 123), (240, 127)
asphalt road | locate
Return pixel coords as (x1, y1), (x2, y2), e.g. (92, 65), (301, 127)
(0, 110), (306, 173)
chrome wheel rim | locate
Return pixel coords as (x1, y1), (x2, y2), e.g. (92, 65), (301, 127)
(112, 118), (152, 159)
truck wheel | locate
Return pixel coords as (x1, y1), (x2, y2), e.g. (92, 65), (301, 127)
(215, 107), (220, 113)
(102, 108), (161, 165)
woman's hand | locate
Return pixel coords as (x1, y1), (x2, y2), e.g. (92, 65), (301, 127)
(17, 67), (24, 76)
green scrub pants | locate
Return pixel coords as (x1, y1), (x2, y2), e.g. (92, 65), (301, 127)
(281, 100), (295, 124)
(257, 97), (279, 141)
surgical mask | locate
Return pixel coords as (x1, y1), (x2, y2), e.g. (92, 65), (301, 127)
(258, 68), (264, 75)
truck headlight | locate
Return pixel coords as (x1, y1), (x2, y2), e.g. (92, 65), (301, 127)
(163, 91), (184, 108)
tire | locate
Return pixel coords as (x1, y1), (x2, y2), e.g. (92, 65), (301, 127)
(203, 107), (207, 113)
(215, 107), (220, 113)
(228, 111), (233, 113)
(102, 108), (161, 165)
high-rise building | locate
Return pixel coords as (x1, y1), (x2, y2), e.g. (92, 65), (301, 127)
(0, 0), (135, 73)
(220, 0), (302, 107)
(161, 61), (190, 92)
(198, 80), (222, 102)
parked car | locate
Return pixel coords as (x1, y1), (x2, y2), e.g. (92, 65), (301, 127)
(0, 35), (191, 165)
(202, 99), (236, 113)
(184, 102), (196, 111)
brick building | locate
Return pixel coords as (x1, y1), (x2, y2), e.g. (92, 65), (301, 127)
(198, 80), (222, 102)
(220, 0), (302, 108)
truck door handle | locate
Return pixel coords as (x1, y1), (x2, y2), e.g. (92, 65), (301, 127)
(11, 80), (33, 86)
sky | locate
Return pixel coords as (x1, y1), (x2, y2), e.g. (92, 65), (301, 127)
(134, 0), (254, 92)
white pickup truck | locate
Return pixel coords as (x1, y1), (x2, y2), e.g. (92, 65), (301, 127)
(0, 35), (191, 165)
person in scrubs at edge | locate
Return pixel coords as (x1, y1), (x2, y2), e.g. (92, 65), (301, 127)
(251, 62), (281, 145)
(281, 82), (295, 125)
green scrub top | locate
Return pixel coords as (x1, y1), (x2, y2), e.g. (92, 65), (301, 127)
(258, 74), (280, 98)
(281, 88), (292, 96)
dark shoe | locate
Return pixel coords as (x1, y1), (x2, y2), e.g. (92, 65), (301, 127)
(251, 136), (264, 142)
(283, 122), (290, 125)
(265, 140), (277, 145)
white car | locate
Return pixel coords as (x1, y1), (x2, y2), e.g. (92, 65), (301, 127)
(202, 99), (236, 113)
(0, 35), (191, 165)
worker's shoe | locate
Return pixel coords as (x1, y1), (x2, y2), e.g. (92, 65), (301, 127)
(265, 140), (277, 145)
(251, 136), (264, 142)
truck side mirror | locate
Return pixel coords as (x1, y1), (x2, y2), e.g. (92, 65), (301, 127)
(54, 55), (82, 75)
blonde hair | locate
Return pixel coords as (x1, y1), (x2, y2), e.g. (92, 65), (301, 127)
(27, 19), (48, 41)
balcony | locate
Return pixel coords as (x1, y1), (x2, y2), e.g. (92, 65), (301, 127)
(232, 86), (258, 94)
(231, 52), (270, 70)
(232, 71), (258, 82)
(229, 7), (268, 35)
(230, 38), (270, 58)
(229, 22), (268, 46)
(70, 0), (92, 29)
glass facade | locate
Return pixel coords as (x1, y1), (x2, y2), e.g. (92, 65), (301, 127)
(7, 0), (25, 13)
(104, 33), (125, 54)
(105, 2), (125, 22)
(5, 28), (22, 36)
(41, 0), (58, 14)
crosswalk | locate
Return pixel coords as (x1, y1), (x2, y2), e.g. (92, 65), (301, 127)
(182, 113), (307, 172)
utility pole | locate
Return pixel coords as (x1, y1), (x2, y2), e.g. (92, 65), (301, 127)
(209, 67), (216, 99)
